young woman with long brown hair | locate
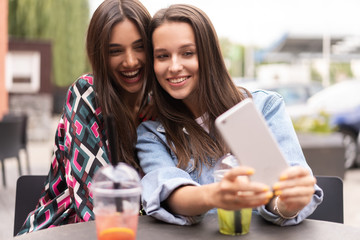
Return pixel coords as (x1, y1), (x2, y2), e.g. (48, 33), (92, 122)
(17, 0), (152, 234)
(137, 3), (323, 226)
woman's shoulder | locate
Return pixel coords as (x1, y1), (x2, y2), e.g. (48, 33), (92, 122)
(250, 89), (285, 113)
(138, 120), (164, 132)
(65, 73), (95, 91)
(250, 88), (281, 99)
(75, 73), (95, 86)
(250, 89), (283, 103)
(66, 73), (96, 96)
(137, 120), (166, 139)
(63, 73), (98, 112)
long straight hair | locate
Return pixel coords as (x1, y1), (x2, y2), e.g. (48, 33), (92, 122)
(86, 0), (151, 171)
(149, 4), (251, 170)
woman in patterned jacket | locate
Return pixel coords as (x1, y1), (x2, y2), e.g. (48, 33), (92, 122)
(17, 0), (152, 234)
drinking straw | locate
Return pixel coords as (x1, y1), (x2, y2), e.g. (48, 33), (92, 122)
(234, 210), (242, 234)
(105, 114), (118, 166)
(105, 114), (123, 212)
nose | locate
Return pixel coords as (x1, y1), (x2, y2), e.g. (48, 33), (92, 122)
(123, 50), (138, 68)
(169, 56), (183, 73)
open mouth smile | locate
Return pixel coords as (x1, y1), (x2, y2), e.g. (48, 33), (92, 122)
(121, 69), (140, 78)
(167, 76), (189, 84)
(119, 68), (143, 83)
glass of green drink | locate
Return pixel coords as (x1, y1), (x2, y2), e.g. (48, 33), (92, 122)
(214, 154), (252, 235)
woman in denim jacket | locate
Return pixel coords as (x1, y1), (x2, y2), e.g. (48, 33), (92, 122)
(137, 4), (323, 226)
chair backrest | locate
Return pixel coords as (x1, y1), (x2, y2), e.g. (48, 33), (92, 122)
(307, 176), (344, 223)
(0, 118), (22, 159)
(2, 113), (27, 149)
(13, 175), (47, 236)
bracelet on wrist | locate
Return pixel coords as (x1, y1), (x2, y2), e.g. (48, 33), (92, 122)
(273, 196), (300, 219)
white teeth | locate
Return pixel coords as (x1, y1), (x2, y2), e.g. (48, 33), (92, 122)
(169, 77), (187, 83)
(122, 69), (140, 77)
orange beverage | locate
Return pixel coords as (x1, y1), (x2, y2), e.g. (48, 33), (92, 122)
(92, 164), (142, 240)
(96, 212), (138, 240)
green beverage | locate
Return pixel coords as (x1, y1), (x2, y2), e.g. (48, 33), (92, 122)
(217, 208), (252, 235)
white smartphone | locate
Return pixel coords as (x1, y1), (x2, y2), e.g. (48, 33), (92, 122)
(215, 98), (289, 186)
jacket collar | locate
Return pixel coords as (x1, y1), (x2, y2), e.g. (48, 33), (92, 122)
(156, 123), (189, 135)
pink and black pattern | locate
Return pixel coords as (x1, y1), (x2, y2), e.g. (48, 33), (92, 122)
(17, 74), (111, 234)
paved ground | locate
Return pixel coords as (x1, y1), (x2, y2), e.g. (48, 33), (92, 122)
(1, 117), (360, 239)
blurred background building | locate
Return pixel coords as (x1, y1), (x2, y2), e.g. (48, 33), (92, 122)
(3, 0), (90, 140)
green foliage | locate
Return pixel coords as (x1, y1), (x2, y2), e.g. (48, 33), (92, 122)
(219, 38), (232, 57)
(228, 44), (244, 77)
(219, 38), (245, 77)
(330, 62), (353, 84)
(292, 111), (335, 134)
(8, 0), (90, 87)
(310, 66), (323, 82)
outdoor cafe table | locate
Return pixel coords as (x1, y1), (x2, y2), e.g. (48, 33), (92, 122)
(15, 213), (360, 240)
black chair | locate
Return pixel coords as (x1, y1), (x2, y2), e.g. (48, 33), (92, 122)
(308, 176), (344, 223)
(19, 114), (30, 174)
(13, 175), (47, 236)
(3, 113), (30, 174)
(0, 117), (23, 187)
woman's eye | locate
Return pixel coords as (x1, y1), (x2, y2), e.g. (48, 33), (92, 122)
(109, 49), (123, 55)
(184, 51), (194, 57)
(133, 44), (144, 52)
(134, 44), (144, 50)
(155, 54), (168, 59)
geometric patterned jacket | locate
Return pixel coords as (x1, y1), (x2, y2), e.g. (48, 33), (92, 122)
(17, 74), (111, 235)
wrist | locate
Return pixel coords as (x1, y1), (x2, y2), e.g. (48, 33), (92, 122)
(273, 196), (300, 219)
(202, 183), (217, 210)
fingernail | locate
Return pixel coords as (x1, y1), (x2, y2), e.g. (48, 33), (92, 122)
(247, 169), (255, 175)
(139, 113), (144, 118)
(142, 117), (147, 122)
(266, 192), (274, 199)
(273, 183), (281, 190)
(279, 174), (288, 181)
(274, 190), (282, 196)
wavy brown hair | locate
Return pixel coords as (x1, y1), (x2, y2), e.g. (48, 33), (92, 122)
(86, 0), (151, 171)
(149, 4), (251, 170)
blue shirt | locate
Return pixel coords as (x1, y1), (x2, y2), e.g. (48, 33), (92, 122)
(136, 89), (323, 226)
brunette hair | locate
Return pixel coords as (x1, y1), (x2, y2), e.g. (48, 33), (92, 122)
(149, 4), (251, 170)
(86, 0), (151, 170)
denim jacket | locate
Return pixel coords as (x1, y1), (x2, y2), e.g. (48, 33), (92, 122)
(136, 89), (323, 226)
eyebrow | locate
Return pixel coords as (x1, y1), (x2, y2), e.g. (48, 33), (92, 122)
(109, 39), (143, 48)
(154, 43), (196, 53)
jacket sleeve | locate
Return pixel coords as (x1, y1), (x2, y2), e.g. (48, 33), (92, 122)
(17, 75), (110, 234)
(252, 90), (323, 226)
(137, 122), (204, 225)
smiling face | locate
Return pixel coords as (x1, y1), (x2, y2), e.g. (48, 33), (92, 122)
(152, 21), (200, 114)
(109, 18), (146, 94)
